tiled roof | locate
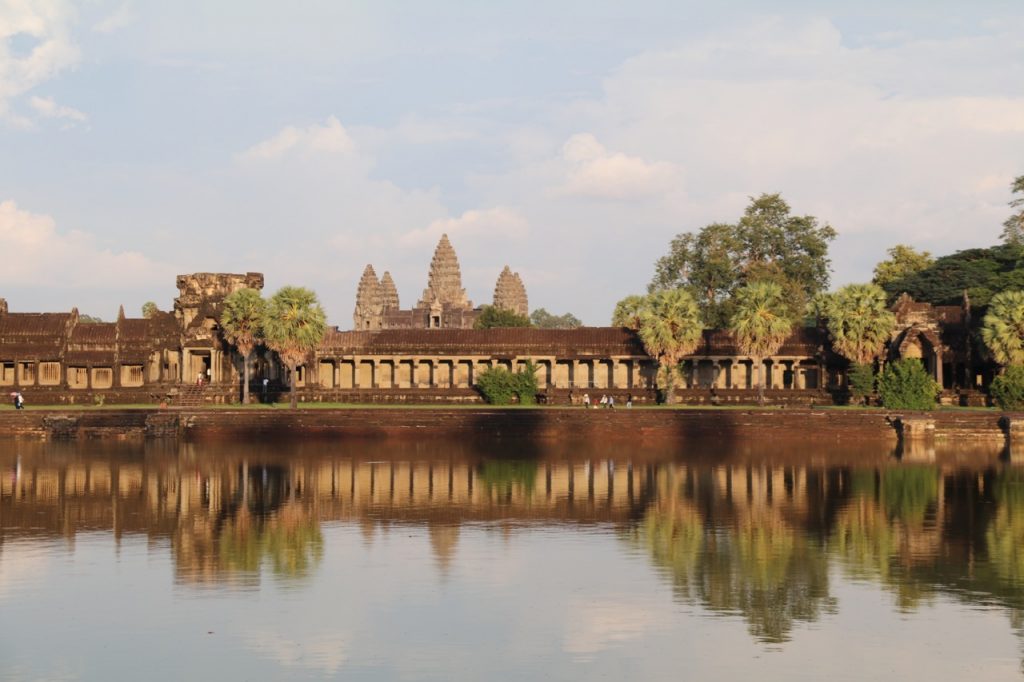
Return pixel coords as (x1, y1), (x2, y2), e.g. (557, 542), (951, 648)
(65, 350), (116, 364)
(0, 313), (71, 338)
(321, 327), (648, 356)
(70, 323), (116, 344)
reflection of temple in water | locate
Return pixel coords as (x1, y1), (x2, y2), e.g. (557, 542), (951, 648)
(3, 442), (1024, 647)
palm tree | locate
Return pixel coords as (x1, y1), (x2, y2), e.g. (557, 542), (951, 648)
(262, 286), (327, 409)
(981, 290), (1024, 366)
(729, 281), (793, 405)
(825, 284), (895, 365)
(611, 294), (649, 330)
(637, 288), (704, 403)
(220, 288), (266, 405)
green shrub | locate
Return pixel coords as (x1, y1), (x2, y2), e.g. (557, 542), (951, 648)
(878, 358), (939, 410)
(990, 365), (1024, 410)
(847, 363), (875, 405)
(476, 361), (539, 405)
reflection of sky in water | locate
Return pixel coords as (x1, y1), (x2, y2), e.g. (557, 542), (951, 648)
(2, 440), (1024, 680)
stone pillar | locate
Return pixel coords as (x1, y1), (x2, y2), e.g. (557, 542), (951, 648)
(935, 351), (944, 389)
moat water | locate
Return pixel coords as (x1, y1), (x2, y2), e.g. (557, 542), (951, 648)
(2, 436), (1024, 681)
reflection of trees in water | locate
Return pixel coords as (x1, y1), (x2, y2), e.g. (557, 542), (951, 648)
(173, 464), (323, 585)
(987, 469), (1024, 585)
(477, 460), (538, 498)
(629, 469), (834, 644)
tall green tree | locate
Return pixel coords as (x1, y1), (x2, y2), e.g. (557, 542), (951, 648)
(262, 286), (327, 409)
(1001, 175), (1024, 247)
(530, 308), (582, 329)
(474, 305), (531, 328)
(141, 301), (160, 319)
(825, 284), (896, 365)
(872, 245), (934, 289)
(729, 282), (794, 405)
(880, 244), (1024, 306)
(636, 288), (704, 403)
(650, 194), (835, 325)
(611, 294), (649, 330)
(220, 288), (267, 405)
(981, 290), (1024, 366)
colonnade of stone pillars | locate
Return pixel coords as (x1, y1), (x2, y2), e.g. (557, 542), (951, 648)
(318, 356), (651, 391)
(684, 357), (822, 390)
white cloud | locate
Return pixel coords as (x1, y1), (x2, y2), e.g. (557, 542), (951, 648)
(0, 0), (80, 124)
(557, 133), (679, 200)
(0, 200), (172, 288)
(92, 2), (134, 34)
(240, 116), (355, 160)
(398, 206), (528, 247)
(28, 94), (85, 124)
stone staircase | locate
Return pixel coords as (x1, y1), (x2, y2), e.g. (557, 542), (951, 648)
(175, 384), (206, 408)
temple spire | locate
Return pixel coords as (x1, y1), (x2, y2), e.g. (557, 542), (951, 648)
(493, 265), (528, 317)
(353, 264), (383, 330)
(380, 272), (400, 310)
(418, 234), (471, 308)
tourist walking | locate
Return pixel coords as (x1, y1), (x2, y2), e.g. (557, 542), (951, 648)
(14, 392), (24, 410)
(599, 394), (608, 408)
(583, 393), (591, 408)
(626, 393), (633, 408)
(608, 396), (615, 409)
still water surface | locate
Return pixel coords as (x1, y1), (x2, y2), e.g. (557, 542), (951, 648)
(2, 437), (1024, 680)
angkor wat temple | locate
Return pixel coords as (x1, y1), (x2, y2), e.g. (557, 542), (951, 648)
(353, 234), (528, 330)
(0, 235), (991, 406)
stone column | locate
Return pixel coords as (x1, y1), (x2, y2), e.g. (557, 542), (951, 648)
(935, 350), (944, 388)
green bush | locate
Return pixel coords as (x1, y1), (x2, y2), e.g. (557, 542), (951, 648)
(990, 365), (1024, 410)
(476, 361), (539, 405)
(878, 358), (939, 410)
(847, 363), (875, 405)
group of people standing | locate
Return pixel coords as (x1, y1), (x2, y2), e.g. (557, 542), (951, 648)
(11, 392), (24, 410)
(580, 393), (632, 408)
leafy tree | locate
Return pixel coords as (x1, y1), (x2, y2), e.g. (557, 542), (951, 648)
(872, 245), (934, 289)
(1001, 175), (1024, 247)
(990, 365), (1024, 410)
(78, 314), (103, 323)
(262, 286), (327, 409)
(220, 288), (266, 405)
(877, 358), (939, 410)
(848, 363), (876, 405)
(651, 194), (836, 326)
(475, 362), (539, 405)
(729, 282), (793, 405)
(881, 244), (1024, 306)
(611, 295), (649, 330)
(824, 284), (895, 365)
(981, 290), (1024, 366)
(636, 288), (704, 403)
(474, 305), (531, 329)
(141, 301), (160, 319)
(530, 308), (582, 329)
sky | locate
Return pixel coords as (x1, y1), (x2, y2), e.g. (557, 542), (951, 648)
(1, 0), (1022, 325)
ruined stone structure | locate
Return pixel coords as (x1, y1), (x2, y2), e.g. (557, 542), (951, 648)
(0, 268), (993, 406)
(354, 234), (529, 330)
(493, 266), (528, 318)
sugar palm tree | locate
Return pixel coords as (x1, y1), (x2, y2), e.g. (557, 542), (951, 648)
(825, 284), (895, 364)
(637, 288), (704, 403)
(262, 286), (327, 409)
(981, 290), (1024, 366)
(612, 294), (649, 330)
(729, 281), (793, 405)
(220, 288), (266, 405)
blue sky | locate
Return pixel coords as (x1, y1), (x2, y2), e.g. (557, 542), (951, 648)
(1, 1), (1022, 324)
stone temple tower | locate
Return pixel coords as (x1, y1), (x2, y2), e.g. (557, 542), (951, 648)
(353, 264), (383, 330)
(493, 266), (528, 317)
(380, 272), (400, 311)
(417, 234), (472, 309)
